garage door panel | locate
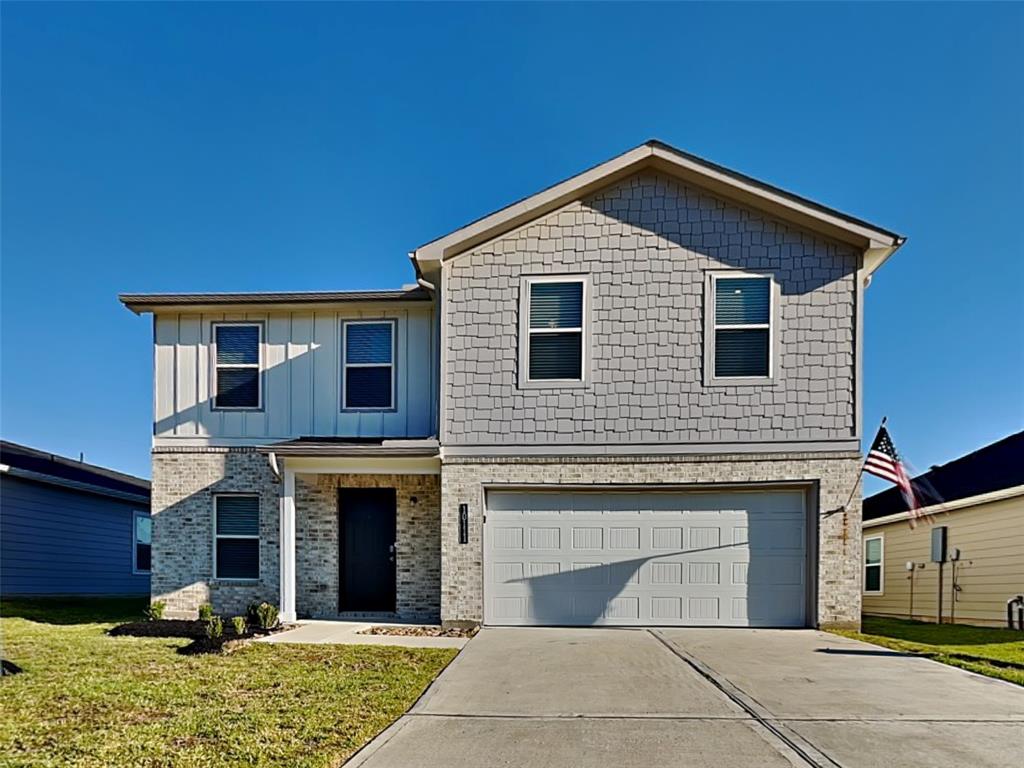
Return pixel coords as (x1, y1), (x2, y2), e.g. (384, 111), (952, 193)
(485, 489), (808, 627)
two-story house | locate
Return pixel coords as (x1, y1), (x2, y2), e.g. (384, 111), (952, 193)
(121, 140), (904, 629)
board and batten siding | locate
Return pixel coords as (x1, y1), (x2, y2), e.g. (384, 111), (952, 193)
(153, 307), (437, 441)
(0, 476), (150, 596)
(862, 494), (1024, 628)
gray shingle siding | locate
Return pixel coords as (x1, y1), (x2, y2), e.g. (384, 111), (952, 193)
(443, 171), (859, 447)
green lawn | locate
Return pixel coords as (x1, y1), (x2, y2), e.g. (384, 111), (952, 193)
(831, 616), (1024, 686)
(0, 598), (457, 768)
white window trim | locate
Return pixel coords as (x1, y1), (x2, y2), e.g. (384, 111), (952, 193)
(341, 318), (397, 411)
(523, 275), (588, 386)
(213, 494), (260, 582)
(211, 322), (263, 411)
(132, 510), (151, 575)
(864, 534), (884, 595)
(708, 272), (775, 384)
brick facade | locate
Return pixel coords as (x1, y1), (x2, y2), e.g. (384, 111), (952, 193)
(295, 472), (441, 621)
(440, 453), (862, 630)
(444, 171), (860, 446)
(151, 448), (441, 621)
(151, 448), (280, 619)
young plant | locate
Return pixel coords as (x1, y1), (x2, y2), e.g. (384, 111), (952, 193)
(144, 601), (166, 621)
(231, 616), (247, 636)
(197, 603), (214, 622)
(205, 616), (223, 641)
(255, 601), (279, 630)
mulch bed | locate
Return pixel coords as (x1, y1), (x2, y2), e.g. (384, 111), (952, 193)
(359, 625), (478, 639)
(109, 619), (290, 654)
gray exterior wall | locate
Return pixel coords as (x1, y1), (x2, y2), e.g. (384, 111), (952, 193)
(440, 452), (863, 629)
(153, 305), (438, 444)
(151, 448), (441, 621)
(443, 171), (860, 449)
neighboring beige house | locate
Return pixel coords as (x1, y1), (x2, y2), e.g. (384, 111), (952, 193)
(862, 430), (1024, 628)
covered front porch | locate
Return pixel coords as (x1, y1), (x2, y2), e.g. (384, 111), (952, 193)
(260, 439), (442, 623)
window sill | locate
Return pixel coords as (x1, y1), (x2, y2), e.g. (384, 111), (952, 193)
(211, 578), (260, 585)
(519, 378), (589, 390)
(211, 407), (264, 413)
(704, 376), (776, 388)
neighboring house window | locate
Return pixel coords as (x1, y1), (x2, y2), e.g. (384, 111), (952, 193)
(133, 511), (151, 574)
(712, 275), (772, 379)
(526, 279), (585, 381)
(864, 536), (883, 594)
(342, 320), (395, 410)
(213, 323), (261, 409)
(214, 495), (260, 580)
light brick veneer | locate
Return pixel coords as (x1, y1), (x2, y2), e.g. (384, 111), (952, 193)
(295, 473), (441, 621)
(151, 448), (441, 621)
(151, 448), (280, 618)
(440, 453), (863, 630)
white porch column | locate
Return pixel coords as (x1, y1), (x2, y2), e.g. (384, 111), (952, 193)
(279, 467), (297, 622)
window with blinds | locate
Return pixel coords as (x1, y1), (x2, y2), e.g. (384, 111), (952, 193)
(213, 324), (261, 408)
(527, 280), (584, 381)
(713, 276), (771, 378)
(342, 320), (395, 409)
(214, 495), (260, 580)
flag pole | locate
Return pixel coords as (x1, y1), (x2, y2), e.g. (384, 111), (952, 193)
(823, 415), (885, 517)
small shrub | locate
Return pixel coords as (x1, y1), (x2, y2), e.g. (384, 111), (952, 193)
(255, 601), (279, 630)
(246, 601), (262, 624)
(144, 601), (166, 621)
(197, 603), (214, 622)
(231, 616), (247, 636)
(205, 616), (223, 640)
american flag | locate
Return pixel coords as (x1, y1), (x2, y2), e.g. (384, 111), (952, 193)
(865, 425), (927, 525)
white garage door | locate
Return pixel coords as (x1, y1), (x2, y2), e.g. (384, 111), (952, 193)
(484, 488), (808, 627)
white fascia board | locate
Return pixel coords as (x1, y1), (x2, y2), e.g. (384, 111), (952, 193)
(413, 142), (904, 265)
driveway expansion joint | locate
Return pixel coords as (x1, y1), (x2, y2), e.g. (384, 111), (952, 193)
(648, 629), (842, 768)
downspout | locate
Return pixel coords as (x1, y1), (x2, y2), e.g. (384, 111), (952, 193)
(267, 451), (281, 481)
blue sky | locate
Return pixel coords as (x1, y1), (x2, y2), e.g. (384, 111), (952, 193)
(2, 2), (1021, 488)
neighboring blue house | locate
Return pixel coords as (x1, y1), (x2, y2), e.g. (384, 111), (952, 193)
(1, 440), (151, 596)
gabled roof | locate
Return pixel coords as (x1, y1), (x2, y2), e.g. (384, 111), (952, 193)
(863, 430), (1024, 521)
(0, 440), (150, 503)
(412, 139), (905, 275)
(120, 287), (431, 315)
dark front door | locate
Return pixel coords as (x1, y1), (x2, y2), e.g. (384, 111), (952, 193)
(339, 488), (396, 612)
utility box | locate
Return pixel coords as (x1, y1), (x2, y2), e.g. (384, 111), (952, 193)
(931, 526), (948, 563)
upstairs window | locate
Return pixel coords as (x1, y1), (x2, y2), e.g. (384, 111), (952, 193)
(213, 324), (261, 409)
(527, 279), (585, 381)
(133, 511), (151, 574)
(712, 275), (772, 379)
(342, 320), (395, 409)
(214, 495), (260, 580)
(864, 536), (883, 594)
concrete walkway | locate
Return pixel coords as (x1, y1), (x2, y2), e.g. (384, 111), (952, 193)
(255, 620), (469, 649)
(347, 627), (1024, 768)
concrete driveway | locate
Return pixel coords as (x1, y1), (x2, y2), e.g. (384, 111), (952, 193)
(347, 627), (1024, 768)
